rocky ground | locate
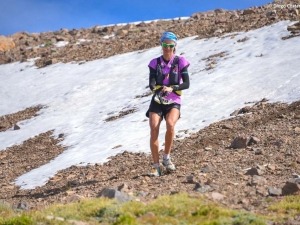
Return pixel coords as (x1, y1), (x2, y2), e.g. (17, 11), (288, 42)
(1, 0), (300, 68)
(0, 99), (299, 224)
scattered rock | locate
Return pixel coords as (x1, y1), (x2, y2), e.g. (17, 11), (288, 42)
(204, 146), (212, 151)
(268, 187), (282, 196)
(243, 9), (255, 15)
(230, 135), (250, 149)
(221, 124), (233, 129)
(118, 183), (130, 192)
(239, 106), (252, 114)
(16, 201), (29, 210)
(194, 184), (213, 193)
(287, 21), (300, 34)
(211, 192), (225, 201)
(266, 164), (276, 171)
(254, 148), (264, 155)
(186, 175), (195, 183)
(13, 124), (20, 130)
(256, 186), (268, 197)
(250, 175), (267, 186)
(282, 179), (300, 195)
(0, 36), (15, 52)
(230, 109), (241, 116)
(200, 165), (213, 173)
(245, 167), (265, 176)
(98, 188), (133, 203)
(248, 136), (260, 145)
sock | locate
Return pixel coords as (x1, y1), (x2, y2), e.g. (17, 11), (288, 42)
(163, 154), (170, 161)
(153, 163), (160, 168)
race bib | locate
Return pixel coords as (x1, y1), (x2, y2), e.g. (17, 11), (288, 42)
(154, 92), (174, 105)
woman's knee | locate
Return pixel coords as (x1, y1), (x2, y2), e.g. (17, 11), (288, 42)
(151, 125), (159, 133)
(165, 109), (180, 128)
(150, 125), (160, 138)
(166, 122), (176, 132)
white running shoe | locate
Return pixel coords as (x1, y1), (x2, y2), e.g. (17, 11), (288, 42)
(148, 165), (162, 177)
(162, 158), (176, 172)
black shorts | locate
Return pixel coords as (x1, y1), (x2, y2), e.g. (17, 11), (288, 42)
(146, 99), (181, 119)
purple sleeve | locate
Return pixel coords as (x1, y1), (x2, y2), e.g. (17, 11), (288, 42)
(148, 58), (158, 69)
(178, 56), (190, 71)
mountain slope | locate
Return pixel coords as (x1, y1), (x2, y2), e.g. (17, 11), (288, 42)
(0, 3), (299, 222)
(1, 20), (300, 189)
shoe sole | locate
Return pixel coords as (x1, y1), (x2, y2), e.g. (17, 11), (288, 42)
(163, 164), (176, 172)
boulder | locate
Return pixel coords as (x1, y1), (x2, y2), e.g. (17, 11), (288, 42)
(0, 36), (15, 52)
(98, 187), (133, 203)
(230, 135), (250, 149)
(282, 179), (300, 195)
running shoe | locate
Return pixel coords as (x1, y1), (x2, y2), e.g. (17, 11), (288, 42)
(162, 158), (176, 171)
(148, 165), (162, 177)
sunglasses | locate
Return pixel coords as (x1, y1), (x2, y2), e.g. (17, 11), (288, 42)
(162, 42), (175, 48)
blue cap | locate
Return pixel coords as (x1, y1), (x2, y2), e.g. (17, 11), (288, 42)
(160, 32), (177, 45)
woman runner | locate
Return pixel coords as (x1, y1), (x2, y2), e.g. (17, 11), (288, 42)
(146, 31), (190, 176)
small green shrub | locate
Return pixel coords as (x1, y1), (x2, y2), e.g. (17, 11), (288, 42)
(44, 40), (53, 47)
(0, 215), (33, 225)
(0, 202), (14, 218)
(0, 193), (270, 225)
(269, 195), (300, 219)
(231, 213), (266, 225)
